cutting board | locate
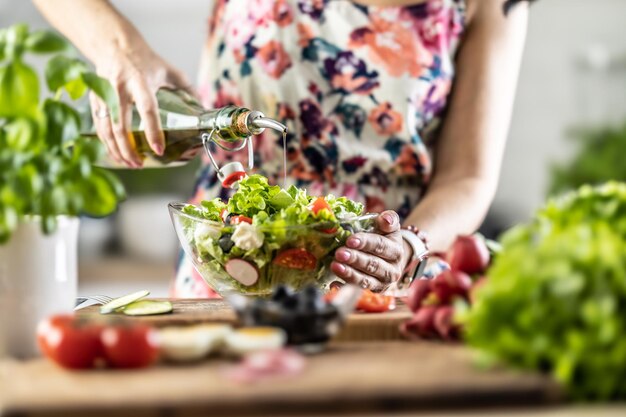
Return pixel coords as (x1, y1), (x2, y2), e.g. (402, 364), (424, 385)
(77, 298), (413, 342)
(0, 341), (562, 417)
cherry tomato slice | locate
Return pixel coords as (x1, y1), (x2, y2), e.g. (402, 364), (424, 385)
(230, 215), (253, 225)
(325, 288), (395, 313)
(309, 197), (332, 215)
(273, 248), (317, 270)
(37, 315), (104, 369)
(357, 290), (396, 313)
(101, 324), (159, 369)
(222, 171), (247, 188)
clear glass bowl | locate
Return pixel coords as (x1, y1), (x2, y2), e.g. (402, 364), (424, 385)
(168, 202), (377, 297)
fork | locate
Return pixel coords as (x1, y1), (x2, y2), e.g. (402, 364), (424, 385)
(74, 295), (114, 310)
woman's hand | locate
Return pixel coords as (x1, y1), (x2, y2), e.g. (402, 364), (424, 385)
(330, 210), (410, 292)
(90, 48), (191, 168)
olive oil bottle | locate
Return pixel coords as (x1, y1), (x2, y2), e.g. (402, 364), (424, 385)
(87, 88), (286, 168)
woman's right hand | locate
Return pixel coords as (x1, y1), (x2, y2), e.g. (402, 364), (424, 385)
(90, 47), (191, 168)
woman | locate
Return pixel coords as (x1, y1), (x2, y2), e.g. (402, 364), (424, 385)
(34, 0), (530, 297)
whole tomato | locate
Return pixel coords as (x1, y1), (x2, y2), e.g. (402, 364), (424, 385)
(37, 315), (104, 369)
(101, 324), (160, 369)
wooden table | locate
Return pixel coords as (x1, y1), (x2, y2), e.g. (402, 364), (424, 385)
(75, 298), (415, 342)
(0, 299), (564, 417)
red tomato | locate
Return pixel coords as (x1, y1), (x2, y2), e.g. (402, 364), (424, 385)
(357, 290), (396, 313)
(222, 171), (247, 188)
(325, 287), (396, 313)
(273, 248), (317, 270)
(309, 197), (332, 215)
(101, 325), (159, 369)
(230, 215), (253, 225)
(37, 315), (104, 369)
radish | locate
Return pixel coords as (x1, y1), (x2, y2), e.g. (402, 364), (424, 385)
(447, 235), (490, 275)
(406, 279), (432, 312)
(433, 306), (459, 340)
(225, 259), (259, 286)
(431, 270), (472, 304)
(399, 305), (438, 340)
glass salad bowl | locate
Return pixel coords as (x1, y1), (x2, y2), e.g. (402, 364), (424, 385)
(169, 202), (377, 297)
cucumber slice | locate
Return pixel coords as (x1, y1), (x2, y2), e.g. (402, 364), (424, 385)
(100, 290), (150, 314)
(123, 300), (173, 316)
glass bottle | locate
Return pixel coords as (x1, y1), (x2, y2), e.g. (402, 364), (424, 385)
(86, 88), (286, 169)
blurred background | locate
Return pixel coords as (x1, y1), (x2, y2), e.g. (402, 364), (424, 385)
(1, 0), (625, 297)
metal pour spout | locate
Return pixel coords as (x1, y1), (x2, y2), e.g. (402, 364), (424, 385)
(246, 110), (287, 135)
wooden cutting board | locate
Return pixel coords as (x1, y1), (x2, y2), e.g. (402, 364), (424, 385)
(77, 298), (413, 342)
(0, 341), (562, 417)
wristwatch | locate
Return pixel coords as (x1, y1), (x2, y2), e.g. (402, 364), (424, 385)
(399, 226), (430, 289)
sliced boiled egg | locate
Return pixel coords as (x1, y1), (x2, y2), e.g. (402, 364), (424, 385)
(158, 324), (232, 363)
(225, 327), (287, 356)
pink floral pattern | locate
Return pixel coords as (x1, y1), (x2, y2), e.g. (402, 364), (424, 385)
(174, 0), (466, 298)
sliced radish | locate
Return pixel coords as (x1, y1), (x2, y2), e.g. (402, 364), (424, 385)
(225, 259), (259, 286)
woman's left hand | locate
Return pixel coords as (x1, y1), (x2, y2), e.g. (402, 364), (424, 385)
(330, 210), (409, 292)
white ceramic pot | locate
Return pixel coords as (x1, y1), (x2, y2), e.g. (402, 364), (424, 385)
(0, 216), (79, 359)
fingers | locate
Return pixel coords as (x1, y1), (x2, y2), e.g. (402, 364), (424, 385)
(111, 88), (143, 168)
(90, 93), (123, 165)
(334, 247), (400, 284)
(375, 210), (401, 234)
(330, 261), (384, 292)
(132, 81), (164, 155)
(346, 232), (402, 262)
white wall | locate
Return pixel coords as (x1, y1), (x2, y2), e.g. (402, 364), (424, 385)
(2, 0), (626, 225)
(494, 0), (626, 223)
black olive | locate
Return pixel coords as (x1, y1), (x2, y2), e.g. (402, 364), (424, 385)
(223, 213), (235, 225)
(218, 233), (234, 252)
(272, 285), (291, 302)
(282, 293), (299, 310)
(340, 223), (355, 234)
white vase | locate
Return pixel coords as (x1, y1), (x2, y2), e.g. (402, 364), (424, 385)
(0, 216), (79, 359)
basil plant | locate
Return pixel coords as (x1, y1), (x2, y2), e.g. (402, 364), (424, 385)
(0, 24), (124, 243)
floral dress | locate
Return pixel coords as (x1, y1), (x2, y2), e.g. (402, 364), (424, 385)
(172, 0), (466, 298)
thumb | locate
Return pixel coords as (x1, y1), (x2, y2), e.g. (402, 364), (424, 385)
(376, 210), (400, 234)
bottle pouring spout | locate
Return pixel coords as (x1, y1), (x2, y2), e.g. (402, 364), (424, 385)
(251, 117), (287, 133)
(246, 110), (287, 135)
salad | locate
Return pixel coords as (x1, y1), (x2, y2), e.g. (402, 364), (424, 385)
(172, 175), (375, 296)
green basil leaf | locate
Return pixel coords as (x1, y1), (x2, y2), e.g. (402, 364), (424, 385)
(0, 61), (40, 118)
(45, 55), (87, 93)
(81, 171), (118, 217)
(24, 30), (69, 54)
(64, 77), (87, 100)
(5, 118), (36, 150)
(94, 167), (126, 200)
(4, 24), (28, 60)
(16, 163), (43, 198)
(0, 204), (19, 244)
(43, 99), (81, 146)
(81, 72), (119, 122)
(41, 215), (57, 235)
(0, 29), (7, 61)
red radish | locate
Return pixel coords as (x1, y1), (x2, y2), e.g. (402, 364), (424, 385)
(225, 259), (259, 286)
(433, 306), (459, 340)
(400, 305), (438, 340)
(447, 235), (490, 275)
(222, 171), (247, 189)
(431, 270), (472, 304)
(406, 279), (432, 312)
